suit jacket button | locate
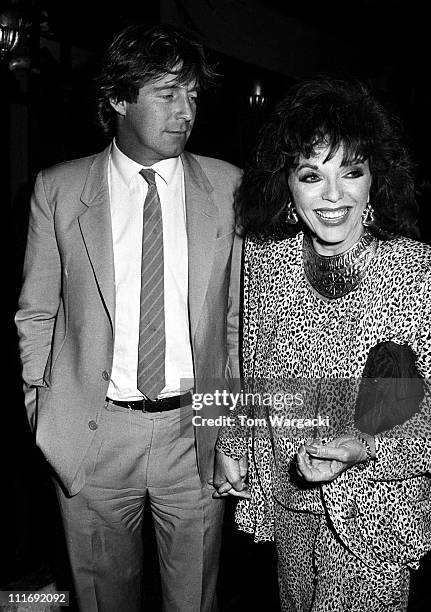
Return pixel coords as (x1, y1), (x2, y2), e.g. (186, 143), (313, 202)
(102, 370), (110, 381)
(88, 420), (98, 430)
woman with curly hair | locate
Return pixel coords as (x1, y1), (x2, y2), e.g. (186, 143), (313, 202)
(213, 78), (431, 611)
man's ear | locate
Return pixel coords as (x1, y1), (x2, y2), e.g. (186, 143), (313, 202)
(109, 98), (127, 116)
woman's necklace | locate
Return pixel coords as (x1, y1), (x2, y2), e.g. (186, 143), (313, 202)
(302, 230), (377, 299)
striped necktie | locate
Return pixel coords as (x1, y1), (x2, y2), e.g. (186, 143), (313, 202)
(137, 168), (165, 399)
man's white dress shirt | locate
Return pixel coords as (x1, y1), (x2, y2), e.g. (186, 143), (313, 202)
(107, 141), (194, 400)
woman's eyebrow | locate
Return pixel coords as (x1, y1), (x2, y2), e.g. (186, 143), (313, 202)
(295, 163), (319, 172)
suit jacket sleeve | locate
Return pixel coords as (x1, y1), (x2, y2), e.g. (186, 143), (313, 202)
(15, 170), (62, 424)
(226, 232), (242, 384)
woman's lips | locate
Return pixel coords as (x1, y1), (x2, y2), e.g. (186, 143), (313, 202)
(314, 207), (349, 225)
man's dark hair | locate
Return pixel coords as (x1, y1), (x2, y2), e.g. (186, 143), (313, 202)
(96, 23), (218, 138)
(237, 78), (419, 239)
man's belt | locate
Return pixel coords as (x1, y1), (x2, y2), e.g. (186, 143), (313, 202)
(106, 391), (193, 413)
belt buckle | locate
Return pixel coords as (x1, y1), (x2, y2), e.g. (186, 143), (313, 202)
(142, 397), (162, 412)
(140, 398), (150, 412)
(143, 397), (164, 412)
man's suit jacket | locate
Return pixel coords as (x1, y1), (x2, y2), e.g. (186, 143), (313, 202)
(16, 146), (242, 495)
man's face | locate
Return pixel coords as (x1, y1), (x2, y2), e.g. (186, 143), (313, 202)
(110, 71), (198, 165)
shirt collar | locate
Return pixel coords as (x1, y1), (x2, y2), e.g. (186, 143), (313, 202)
(111, 139), (181, 187)
(149, 156), (181, 186)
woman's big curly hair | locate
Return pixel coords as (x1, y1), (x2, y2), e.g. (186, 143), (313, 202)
(237, 78), (419, 239)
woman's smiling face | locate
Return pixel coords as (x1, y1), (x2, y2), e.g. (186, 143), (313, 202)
(288, 145), (372, 255)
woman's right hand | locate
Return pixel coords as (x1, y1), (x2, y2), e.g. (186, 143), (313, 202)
(296, 435), (371, 482)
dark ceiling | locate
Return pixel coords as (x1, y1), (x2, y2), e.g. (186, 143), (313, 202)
(261, 0), (422, 66)
(42, 0), (160, 49)
(16, 0), (424, 64)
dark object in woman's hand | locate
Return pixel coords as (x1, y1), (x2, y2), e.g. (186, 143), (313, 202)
(354, 341), (424, 435)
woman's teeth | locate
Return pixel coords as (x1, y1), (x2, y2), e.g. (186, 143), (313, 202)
(315, 208), (348, 220)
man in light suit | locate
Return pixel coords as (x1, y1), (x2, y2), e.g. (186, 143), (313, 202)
(15, 24), (241, 612)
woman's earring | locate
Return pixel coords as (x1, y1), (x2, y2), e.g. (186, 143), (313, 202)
(285, 201), (298, 224)
(361, 202), (375, 227)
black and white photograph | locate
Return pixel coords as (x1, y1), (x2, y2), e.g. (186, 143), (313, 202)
(3, 1), (430, 611)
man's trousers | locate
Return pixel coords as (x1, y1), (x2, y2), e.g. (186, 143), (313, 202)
(54, 401), (224, 612)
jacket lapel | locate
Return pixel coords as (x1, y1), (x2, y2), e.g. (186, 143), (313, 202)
(76, 149), (218, 336)
(77, 146), (115, 329)
(182, 152), (218, 337)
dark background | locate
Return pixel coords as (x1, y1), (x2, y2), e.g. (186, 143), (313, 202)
(3, 0), (430, 609)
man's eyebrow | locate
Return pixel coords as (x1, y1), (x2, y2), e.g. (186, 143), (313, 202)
(153, 83), (199, 92)
(153, 83), (179, 91)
